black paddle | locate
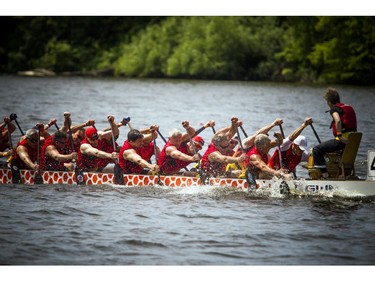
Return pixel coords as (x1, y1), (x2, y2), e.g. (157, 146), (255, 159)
(239, 125), (248, 138)
(157, 129), (168, 143)
(236, 126), (257, 190)
(7, 122), (22, 184)
(279, 124), (285, 139)
(34, 126), (44, 184)
(152, 135), (163, 186)
(10, 113), (24, 136)
(67, 118), (85, 185)
(273, 132), (289, 195)
(310, 124), (321, 144)
(193, 125), (207, 137)
(192, 123), (215, 137)
(274, 132), (284, 170)
(108, 118), (124, 185)
(185, 128), (208, 185)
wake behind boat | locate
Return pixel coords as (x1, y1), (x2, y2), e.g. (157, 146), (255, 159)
(1, 149), (374, 198)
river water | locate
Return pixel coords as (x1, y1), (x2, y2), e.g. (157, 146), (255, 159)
(0, 76), (375, 272)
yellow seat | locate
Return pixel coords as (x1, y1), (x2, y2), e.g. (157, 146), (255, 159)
(338, 132), (362, 178)
(308, 132), (362, 179)
(326, 132), (362, 178)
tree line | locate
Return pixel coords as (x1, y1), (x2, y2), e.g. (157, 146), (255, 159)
(1, 16), (374, 85)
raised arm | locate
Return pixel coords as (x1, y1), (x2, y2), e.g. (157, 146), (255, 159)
(212, 117), (242, 142)
(62, 112), (95, 134)
(288, 117), (313, 142)
(181, 121), (196, 142)
(193, 120), (215, 137)
(0, 116), (16, 138)
(243, 118), (283, 149)
(142, 124), (159, 144)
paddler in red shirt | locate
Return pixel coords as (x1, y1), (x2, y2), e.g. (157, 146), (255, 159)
(119, 125), (160, 174)
(60, 112), (95, 154)
(158, 121), (201, 175)
(245, 133), (291, 181)
(201, 117), (246, 178)
(0, 116), (16, 161)
(78, 115), (119, 172)
(225, 118), (284, 178)
(13, 129), (40, 171)
(40, 130), (78, 171)
(268, 117), (312, 175)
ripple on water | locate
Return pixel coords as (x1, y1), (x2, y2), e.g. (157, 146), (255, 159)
(115, 239), (168, 249)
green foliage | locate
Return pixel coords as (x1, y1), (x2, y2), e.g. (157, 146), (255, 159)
(115, 17), (182, 77)
(308, 17), (375, 84)
(115, 17), (285, 80)
(0, 16), (163, 73)
(1, 16), (375, 85)
(30, 38), (78, 71)
(275, 17), (319, 82)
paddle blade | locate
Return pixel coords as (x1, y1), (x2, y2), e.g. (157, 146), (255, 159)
(156, 175), (163, 186)
(114, 164), (125, 185)
(10, 162), (22, 184)
(245, 169), (257, 190)
(74, 166), (86, 185)
(198, 169), (209, 185)
(34, 172), (44, 185)
(151, 170), (163, 186)
(279, 181), (290, 195)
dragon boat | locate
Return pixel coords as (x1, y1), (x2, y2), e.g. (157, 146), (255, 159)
(1, 149), (374, 198)
(0, 129), (374, 197)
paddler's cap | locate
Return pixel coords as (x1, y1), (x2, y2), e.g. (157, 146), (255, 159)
(293, 136), (307, 152)
(25, 129), (38, 138)
(192, 136), (205, 149)
(85, 127), (98, 140)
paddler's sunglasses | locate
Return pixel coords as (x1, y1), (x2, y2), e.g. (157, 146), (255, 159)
(28, 138), (38, 143)
(193, 142), (202, 150)
(90, 135), (99, 141)
(56, 140), (68, 145)
(220, 143), (230, 149)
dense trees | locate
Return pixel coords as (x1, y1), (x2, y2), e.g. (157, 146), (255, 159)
(1, 16), (374, 85)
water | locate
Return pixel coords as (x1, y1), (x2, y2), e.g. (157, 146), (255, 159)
(1, 75), (375, 267)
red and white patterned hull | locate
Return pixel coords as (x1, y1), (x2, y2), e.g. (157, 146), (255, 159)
(0, 168), (248, 188)
(1, 168), (375, 197)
